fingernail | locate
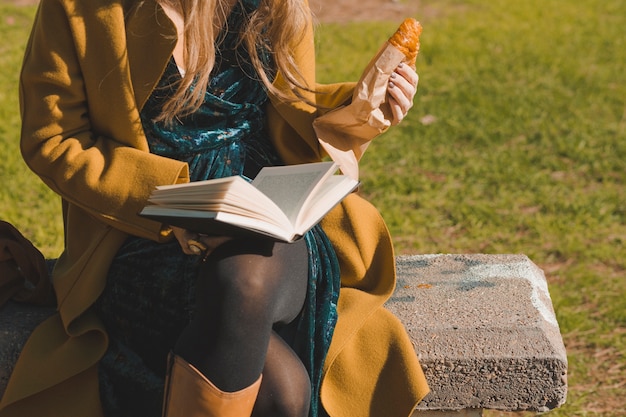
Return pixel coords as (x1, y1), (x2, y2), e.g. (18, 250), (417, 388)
(390, 72), (397, 79)
(389, 81), (395, 89)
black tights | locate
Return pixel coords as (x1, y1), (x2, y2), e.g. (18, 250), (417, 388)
(174, 238), (311, 417)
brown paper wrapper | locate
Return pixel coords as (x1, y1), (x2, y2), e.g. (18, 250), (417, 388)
(313, 42), (406, 180)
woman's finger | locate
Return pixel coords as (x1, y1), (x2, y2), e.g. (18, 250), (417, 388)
(186, 239), (207, 255)
(196, 235), (232, 260)
(170, 226), (231, 257)
(395, 62), (419, 89)
(388, 95), (404, 125)
(387, 63), (419, 125)
(388, 81), (413, 124)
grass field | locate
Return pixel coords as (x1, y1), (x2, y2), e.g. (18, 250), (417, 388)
(317, 0), (626, 415)
(1, 0), (625, 415)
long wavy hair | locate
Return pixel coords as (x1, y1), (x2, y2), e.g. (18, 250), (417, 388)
(155, 0), (311, 124)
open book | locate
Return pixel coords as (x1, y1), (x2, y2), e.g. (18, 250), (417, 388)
(139, 162), (359, 242)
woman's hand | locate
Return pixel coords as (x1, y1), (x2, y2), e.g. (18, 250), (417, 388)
(170, 226), (232, 259)
(387, 63), (419, 125)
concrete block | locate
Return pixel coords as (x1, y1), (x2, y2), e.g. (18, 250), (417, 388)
(413, 410), (482, 417)
(387, 254), (567, 413)
(1, 254), (568, 414)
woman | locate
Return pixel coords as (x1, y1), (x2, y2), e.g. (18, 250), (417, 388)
(0, 0), (429, 416)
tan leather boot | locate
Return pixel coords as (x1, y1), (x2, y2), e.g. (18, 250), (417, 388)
(162, 354), (262, 417)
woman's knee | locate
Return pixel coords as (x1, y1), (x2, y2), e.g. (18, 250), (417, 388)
(198, 238), (308, 321)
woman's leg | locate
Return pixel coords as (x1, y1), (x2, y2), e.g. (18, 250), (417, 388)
(252, 331), (311, 417)
(173, 237), (310, 415)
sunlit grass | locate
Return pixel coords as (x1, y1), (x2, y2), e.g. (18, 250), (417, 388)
(0, 4), (64, 256)
(316, 0), (625, 415)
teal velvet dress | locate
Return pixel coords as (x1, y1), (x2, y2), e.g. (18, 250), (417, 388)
(94, 1), (339, 416)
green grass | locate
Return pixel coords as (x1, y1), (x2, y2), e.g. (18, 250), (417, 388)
(1, 0), (625, 415)
(316, 0), (625, 415)
(0, 4), (64, 256)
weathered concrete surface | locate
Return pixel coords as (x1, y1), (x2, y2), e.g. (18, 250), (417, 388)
(414, 410), (483, 417)
(1, 254), (568, 414)
(387, 254), (568, 413)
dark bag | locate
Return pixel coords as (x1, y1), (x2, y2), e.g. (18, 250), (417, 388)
(0, 220), (54, 307)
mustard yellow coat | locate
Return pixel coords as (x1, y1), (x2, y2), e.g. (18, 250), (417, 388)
(0, 0), (429, 415)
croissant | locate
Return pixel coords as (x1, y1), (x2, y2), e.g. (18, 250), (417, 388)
(388, 18), (422, 69)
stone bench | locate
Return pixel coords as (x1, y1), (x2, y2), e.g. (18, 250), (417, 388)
(387, 254), (567, 416)
(1, 254), (567, 416)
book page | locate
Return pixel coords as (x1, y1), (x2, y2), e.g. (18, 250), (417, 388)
(252, 162), (337, 224)
(294, 175), (359, 233)
(144, 175), (291, 230)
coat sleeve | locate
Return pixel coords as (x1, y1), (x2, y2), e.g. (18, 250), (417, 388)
(19, 0), (189, 240)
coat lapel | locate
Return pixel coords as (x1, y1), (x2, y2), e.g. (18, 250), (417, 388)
(125, 0), (177, 112)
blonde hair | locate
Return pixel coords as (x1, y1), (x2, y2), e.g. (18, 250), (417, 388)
(156, 0), (311, 124)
